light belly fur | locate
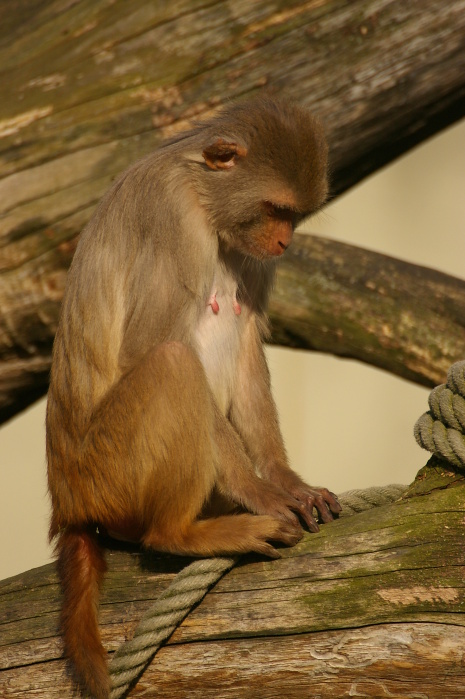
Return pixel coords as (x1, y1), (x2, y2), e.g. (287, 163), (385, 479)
(194, 269), (244, 415)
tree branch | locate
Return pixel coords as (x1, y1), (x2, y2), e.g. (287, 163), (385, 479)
(271, 233), (465, 388)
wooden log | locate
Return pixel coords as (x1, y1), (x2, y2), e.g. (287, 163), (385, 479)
(270, 233), (465, 388)
(2, 464), (464, 697)
(1, 0), (465, 422)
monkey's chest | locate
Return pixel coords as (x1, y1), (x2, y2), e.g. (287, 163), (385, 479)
(194, 277), (244, 415)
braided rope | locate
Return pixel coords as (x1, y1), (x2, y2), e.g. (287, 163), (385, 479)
(110, 555), (236, 698)
(110, 360), (465, 696)
(414, 360), (465, 468)
(336, 483), (406, 516)
(108, 484), (405, 697)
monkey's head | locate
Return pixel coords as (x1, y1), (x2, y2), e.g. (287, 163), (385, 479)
(192, 96), (328, 260)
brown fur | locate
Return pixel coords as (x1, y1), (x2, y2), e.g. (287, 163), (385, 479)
(46, 96), (340, 697)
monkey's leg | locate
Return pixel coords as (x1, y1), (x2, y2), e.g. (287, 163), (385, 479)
(83, 342), (301, 557)
(144, 400), (303, 558)
(212, 407), (307, 525)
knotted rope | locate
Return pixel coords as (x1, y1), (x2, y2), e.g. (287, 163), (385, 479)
(414, 359), (465, 468)
(109, 483), (405, 697)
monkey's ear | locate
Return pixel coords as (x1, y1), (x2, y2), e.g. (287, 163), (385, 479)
(202, 138), (247, 170)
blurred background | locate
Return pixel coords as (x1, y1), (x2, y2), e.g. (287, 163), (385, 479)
(1, 114), (464, 582)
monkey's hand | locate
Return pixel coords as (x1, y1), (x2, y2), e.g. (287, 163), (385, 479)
(287, 485), (341, 533)
(258, 466), (341, 533)
(241, 479), (317, 536)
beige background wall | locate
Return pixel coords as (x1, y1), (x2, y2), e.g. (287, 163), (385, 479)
(1, 117), (464, 582)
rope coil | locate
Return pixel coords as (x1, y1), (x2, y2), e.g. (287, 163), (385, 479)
(414, 360), (465, 468)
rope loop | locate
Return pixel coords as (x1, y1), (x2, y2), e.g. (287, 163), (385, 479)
(414, 359), (465, 468)
(109, 556), (236, 698)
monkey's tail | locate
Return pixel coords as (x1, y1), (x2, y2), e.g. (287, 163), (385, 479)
(56, 525), (109, 699)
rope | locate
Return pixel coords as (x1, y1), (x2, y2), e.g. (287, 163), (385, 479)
(109, 555), (236, 698)
(414, 359), (465, 468)
(108, 484), (405, 697)
(110, 360), (465, 695)
(336, 483), (406, 516)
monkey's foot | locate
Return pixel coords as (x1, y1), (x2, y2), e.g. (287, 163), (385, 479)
(248, 516), (303, 558)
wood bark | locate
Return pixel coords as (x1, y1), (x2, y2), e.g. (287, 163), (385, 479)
(0, 0), (465, 422)
(270, 233), (465, 388)
(2, 462), (465, 697)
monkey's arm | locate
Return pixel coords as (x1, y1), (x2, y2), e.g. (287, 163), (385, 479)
(212, 403), (308, 532)
(229, 317), (341, 529)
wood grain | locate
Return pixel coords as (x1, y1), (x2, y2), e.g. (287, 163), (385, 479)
(2, 471), (465, 697)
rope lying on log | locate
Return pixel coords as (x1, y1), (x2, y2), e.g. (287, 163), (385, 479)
(110, 358), (465, 697)
(109, 483), (406, 697)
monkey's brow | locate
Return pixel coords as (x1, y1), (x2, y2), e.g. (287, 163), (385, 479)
(266, 199), (298, 210)
(268, 201), (306, 216)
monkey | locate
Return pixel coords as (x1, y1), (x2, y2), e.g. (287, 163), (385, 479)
(46, 96), (341, 698)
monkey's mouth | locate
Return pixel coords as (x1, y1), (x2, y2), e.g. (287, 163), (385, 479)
(247, 241), (289, 260)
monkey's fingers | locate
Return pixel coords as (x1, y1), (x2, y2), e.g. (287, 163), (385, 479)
(267, 494), (314, 531)
(315, 489), (342, 520)
(269, 492), (323, 533)
(250, 483), (307, 529)
(291, 488), (341, 532)
(296, 505), (320, 533)
(325, 489), (343, 514)
(307, 488), (341, 524)
(273, 499), (305, 528)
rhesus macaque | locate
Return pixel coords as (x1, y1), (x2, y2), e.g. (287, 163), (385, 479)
(46, 96), (340, 698)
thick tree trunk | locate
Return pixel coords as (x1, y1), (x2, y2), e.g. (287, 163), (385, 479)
(1, 462), (464, 697)
(1, 0), (465, 422)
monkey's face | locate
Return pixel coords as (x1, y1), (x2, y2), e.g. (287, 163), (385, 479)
(199, 144), (313, 260)
(198, 97), (328, 261)
(228, 201), (303, 260)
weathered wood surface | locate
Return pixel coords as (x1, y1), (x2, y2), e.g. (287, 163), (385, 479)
(1, 0), (465, 423)
(271, 233), (465, 388)
(2, 465), (465, 697)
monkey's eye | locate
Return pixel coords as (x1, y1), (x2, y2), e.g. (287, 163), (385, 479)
(264, 202), (297, 223)
(217, 152), (236, 165)
(203, 139), (247, 171)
